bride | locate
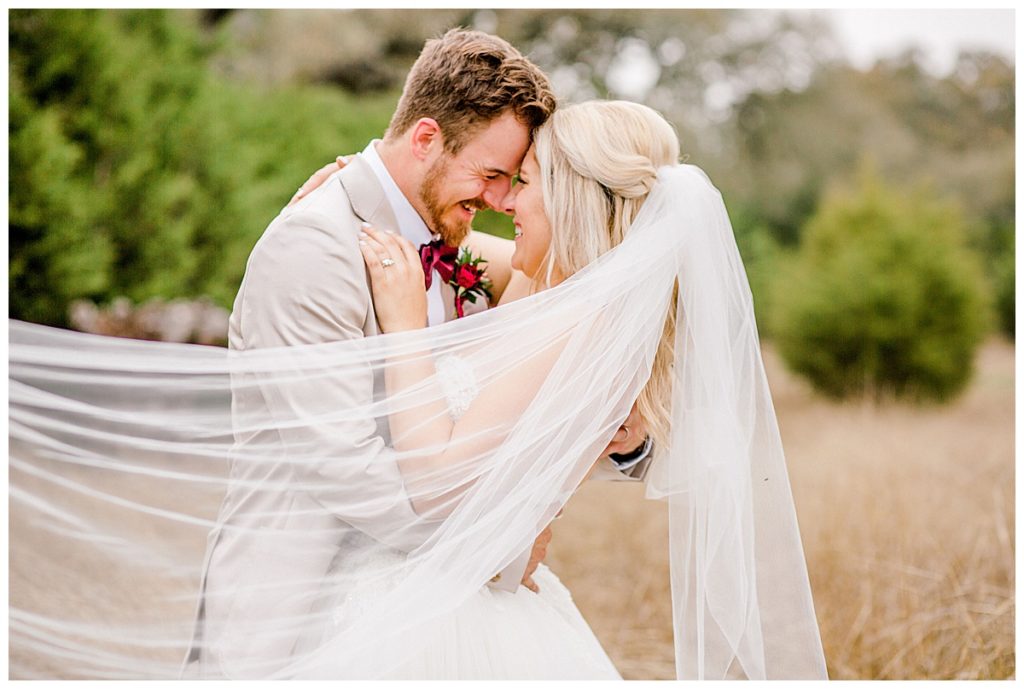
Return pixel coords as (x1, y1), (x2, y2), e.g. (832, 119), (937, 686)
(8, 100), (827, 680)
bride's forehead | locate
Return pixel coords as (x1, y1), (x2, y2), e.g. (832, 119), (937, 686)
(520, 147), (540, 171)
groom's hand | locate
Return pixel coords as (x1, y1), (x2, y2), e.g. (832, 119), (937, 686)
(602, 401), (647, 457)
(521, 525), (553, 594)
(288, 155), (350, 206)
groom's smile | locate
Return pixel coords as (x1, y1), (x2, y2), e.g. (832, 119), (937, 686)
(418, 111), (531, 246)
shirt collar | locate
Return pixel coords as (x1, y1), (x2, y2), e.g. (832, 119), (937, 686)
(360, 140), (436, 246)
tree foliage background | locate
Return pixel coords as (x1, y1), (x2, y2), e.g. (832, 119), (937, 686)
(10, 9), (395, 326)
(9, 8), (1015, 398)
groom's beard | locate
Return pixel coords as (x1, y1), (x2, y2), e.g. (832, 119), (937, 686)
(420, 155), (484, 247)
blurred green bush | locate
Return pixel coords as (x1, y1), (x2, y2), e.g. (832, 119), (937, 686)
(729, 204), (783, 339)
(10, 9), (397, 326)
(993, 231), (1015, 339)
(774, 163), (989, 402)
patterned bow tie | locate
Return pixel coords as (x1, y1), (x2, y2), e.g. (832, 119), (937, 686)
(419, 239), (459, 290)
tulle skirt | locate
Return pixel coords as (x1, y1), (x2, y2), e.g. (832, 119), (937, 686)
(384, 564), (621, 680)
(299, 563), (621, 680)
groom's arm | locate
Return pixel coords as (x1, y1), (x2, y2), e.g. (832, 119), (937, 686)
(599, 436), (654, 480)
(589, 401), (654, 482)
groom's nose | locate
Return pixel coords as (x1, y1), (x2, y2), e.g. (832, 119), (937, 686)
(496, 184), (517, 216)
(482, 177), (513, 214)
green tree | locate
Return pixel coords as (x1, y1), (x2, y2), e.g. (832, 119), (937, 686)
(9, 63), (113, 325)
(774, 163), (989, 402)
(9, 9), (397, 325)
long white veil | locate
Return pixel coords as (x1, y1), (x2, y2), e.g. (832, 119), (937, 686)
(9, 165), (827, 679)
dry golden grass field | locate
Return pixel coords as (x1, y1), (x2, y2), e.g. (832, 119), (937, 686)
(10, 339), (1014, 679)
(548, 339), (1015, 680)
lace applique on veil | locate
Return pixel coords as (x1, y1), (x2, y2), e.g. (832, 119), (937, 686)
(434, 354), (480, 421)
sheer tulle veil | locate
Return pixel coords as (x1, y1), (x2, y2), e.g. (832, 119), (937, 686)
(9, 164), (827, 679)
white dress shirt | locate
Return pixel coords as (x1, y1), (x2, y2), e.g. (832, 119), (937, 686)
(360, 140), (446, 327)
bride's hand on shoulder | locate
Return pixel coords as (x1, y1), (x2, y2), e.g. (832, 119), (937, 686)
(358, 224), (428, 333)
(288, 155), (350, 207)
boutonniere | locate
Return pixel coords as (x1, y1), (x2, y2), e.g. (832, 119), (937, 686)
(450, 247), (492, 318)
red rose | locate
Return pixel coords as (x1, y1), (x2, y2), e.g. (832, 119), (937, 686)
(456, 264), (480, 289)
(445, 247), (492, 318)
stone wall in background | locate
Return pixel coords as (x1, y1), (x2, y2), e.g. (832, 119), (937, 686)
(69, 297), (229, 346)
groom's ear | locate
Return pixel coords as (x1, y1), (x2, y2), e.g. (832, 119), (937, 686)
(409, 118), (444, 162)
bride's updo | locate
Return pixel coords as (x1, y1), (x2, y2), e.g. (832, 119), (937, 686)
(532, 100), (681, 449)
(532, 100), (679, 283)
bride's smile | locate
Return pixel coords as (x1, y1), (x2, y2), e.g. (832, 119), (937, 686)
(504, 146), (552, 279)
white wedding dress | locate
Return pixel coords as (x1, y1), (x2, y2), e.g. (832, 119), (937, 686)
(296, 355), (620, 680)
(305, 537), (619, 679)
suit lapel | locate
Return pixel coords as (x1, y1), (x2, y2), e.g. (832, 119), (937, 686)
(338, 157), (403, 336)
(338, 156), (401, 234)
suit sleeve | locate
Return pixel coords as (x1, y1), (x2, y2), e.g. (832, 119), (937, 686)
(588, 454), (653, 482)
(235, 211), (368, 348)
(233, 209), (434, 552)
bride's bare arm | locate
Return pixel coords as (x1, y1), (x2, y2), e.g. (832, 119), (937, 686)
(356, 227), (452, 459)
(359, 226), (564, 472)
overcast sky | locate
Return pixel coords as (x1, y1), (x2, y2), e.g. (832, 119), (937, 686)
(813, 8), (1015, 74)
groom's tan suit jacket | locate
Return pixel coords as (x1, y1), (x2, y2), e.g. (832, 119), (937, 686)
(183, 157), (527, 678)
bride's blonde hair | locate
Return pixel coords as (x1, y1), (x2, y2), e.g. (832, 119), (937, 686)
(532, 100), (680, 449)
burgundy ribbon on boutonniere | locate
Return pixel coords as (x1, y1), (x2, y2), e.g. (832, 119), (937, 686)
(419, 239), (459, 290)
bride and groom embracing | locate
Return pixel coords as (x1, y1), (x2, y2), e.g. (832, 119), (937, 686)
(185, 28), (827, 680)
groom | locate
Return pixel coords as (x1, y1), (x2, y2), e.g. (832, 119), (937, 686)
(186, 28), (651, 677)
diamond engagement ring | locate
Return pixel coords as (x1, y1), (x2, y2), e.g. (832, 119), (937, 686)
(381, 258), (396, 268)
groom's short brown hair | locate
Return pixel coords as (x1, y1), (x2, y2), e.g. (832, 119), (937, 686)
(385, 28), (556, 154)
